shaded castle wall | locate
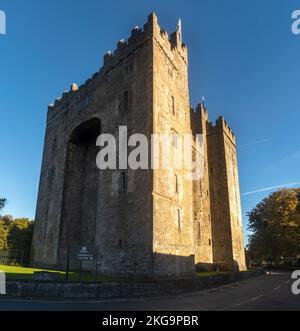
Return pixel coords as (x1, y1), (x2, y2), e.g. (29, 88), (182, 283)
(32, 16), (155, 277)
(59, 119), (100, 264)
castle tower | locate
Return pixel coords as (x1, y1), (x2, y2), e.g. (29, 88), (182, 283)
(190, 104), (214, 271)
(32, 13), (246, 278)
(207, 117), (246, 271)
(151, 14), (195, 278)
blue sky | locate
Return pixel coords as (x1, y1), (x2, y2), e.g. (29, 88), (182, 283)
(0, 0), (299, 244)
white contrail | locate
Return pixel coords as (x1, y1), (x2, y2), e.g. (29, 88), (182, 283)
(239, 138), (272, 148)
(241, 182), (300, 196)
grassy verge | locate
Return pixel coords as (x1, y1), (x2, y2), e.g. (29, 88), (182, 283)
(0, 265), (130, 282)
(0, 265), (233, 283)
(196, 271), (231, 278)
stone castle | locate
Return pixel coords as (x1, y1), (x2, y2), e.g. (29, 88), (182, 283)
(32, 13), (246, 278)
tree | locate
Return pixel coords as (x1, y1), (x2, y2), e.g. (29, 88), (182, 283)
(0, 215), (13, 249)
(0, 198), (7, 212)
(7, 218), (34, 263)
(0, 215), (34, 264)
(0, 198), (9, 249)
(297, 192), (300, 213)
(247, 188), (300, 263)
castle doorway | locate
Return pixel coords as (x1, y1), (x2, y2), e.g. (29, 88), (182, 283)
(58, 118), (101, 266)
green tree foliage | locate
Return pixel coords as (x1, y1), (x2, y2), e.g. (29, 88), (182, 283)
(248, 188), (300, 262)
(7, 218), (34, 262)
(0, 215), (13, 249)
(0, 198), (7, 212)
(0, 215), (34, 263)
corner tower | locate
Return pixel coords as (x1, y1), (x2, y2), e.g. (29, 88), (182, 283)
(151, 14), (195, 278)
(207, 117), (246, 271)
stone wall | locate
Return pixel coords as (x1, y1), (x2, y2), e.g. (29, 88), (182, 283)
(191, 105), (214, 271)
(207, 117), (246, 271)
(151, 14), (195, 278)
(32, 15), (155, 277)
(5, 269), (265, 299)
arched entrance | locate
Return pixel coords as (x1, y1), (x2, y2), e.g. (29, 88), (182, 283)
(58, 118), (101, 265)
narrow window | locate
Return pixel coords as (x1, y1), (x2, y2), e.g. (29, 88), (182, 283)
(209, 239), (212, 246)
(52, 138), (57, 153)
(172, 130), (179, 149)
(121, 172), (127, 192)
(43, 222), (48, 241)
(123, 91), (129, 113)
(175, 174), (179, 194)
(172, 96), (175, 116)
(194, 211), (198, 221)
(197, 222), (201, 240)
(129, 63), (133, 73)
(177, 209), (181, 231)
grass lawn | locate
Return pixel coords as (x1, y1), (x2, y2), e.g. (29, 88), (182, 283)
(196, 271), (231, 278)
(0, 265), (233, 282)
(0, 265), (129, 282)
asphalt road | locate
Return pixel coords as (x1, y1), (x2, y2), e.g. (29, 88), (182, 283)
(0, 271), (299, 311)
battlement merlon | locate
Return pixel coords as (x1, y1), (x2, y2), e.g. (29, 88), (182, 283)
(102, 12), (188, 72)
(190, 102), (209, 135)
(47, 12), (188, 116)
(207, 116), (236, 145)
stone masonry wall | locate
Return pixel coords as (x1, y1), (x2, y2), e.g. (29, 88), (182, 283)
(207, 118), (246, 271)
(151, 14), (195, 278)
(32, 16), (156, 277)
(191, 105), (214, 271)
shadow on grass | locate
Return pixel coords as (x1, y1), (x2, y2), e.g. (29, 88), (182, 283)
(0, 265), (138, 283)
(1, 265), (234, 283)
(196, 271), (231, 278)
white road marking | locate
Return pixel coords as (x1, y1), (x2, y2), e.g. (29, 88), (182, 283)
(274, 280), (291, 291)
(251, 295), (264, 302)
(218, 295), (265, 311)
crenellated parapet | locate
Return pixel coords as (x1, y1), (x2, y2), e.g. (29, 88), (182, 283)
(102, 12), (188, 71)
(190, 101), (236, 145)
(207, 116), (236, 144)
(190, 102), (208, 135)
(48, 12), (189, 119)
(154, 14), (188, 65)
(47, 12), (191, 127)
